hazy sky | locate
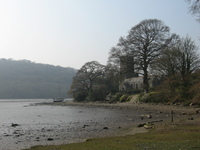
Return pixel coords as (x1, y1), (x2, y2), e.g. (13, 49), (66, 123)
(0, 0), (199, 69)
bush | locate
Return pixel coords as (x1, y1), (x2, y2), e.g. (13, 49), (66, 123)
(87, 85), (111, 102)
(139, 92), (170, 103)
(189, 82), (200, 105)
(73, 91), (88, 102)
(105, 93), (123, 103)
(120, 95), (128, 102)
(119, 94), (131, 102)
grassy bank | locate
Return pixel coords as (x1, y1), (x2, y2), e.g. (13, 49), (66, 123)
(23, 120), (200, 150)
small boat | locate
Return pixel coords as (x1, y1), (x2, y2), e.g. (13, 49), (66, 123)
(53, 97), (64, 102)
(53, 84), (64, 102)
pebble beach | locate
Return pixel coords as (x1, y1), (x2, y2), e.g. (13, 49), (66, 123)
(0, 100), (199, 150)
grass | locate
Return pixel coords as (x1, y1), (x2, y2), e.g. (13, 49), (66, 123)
(23, 122), (200, 150)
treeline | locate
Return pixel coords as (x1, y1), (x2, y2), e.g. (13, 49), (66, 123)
(69, 19), (200, 105)
(0, 59), (76, 99)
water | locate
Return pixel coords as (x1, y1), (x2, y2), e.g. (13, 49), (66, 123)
(0, 99), (149, 150)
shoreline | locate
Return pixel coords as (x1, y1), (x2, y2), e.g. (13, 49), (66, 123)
(37, 100), (200, 133)
(23, 101), (200, 150)
(40, 100), (200, 114)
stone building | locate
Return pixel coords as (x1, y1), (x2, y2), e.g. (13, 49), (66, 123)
(119, 56), (138, 80)
(119, 76), (160, 92)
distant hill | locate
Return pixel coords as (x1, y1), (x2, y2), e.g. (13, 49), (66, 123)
(0, 59), (77, 99)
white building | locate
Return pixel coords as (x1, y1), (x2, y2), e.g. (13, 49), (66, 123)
(119, 76), (160, 91)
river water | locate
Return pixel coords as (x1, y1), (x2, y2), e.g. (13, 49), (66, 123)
(0, 99), (159, 150)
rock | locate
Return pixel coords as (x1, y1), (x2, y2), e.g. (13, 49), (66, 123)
(181, 112), (187, 115)
(138, 123), (146, 127)
(141, 114), (152, 119)
(82, 124), (89, 128)
(126, 118), (134, 121)
(4, 133), (12, 137)
(144, 124), (153, 129)
(188, 117), (194, 120)
(189, 103), (194, 106)
(47, 138), (54, 141)
(103, 127), (109, 129)
(11, 123), (20, 127)
(85, 139), (92, 142)
(147, 115), (152, 119)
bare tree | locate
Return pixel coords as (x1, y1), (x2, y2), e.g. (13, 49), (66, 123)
(70, 61), (106, 93)
(152, 35), (200, 100)
(150, 34), (181, 77)
(127, 19), (173, 93)
(177, 35), (200, 75)
(69, 61), (106, 101)
(152, 35), (200, 78)
(186, 0), (200, 22)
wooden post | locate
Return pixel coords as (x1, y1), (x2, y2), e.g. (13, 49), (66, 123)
(171, 110), (174, 122)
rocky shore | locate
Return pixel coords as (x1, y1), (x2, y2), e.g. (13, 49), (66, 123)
(39, 101), (200, 132)
(41, 100), (200, 116)
(1, 100), (199, 150)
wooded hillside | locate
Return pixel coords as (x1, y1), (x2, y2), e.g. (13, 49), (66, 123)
(0, 59), (76, 99)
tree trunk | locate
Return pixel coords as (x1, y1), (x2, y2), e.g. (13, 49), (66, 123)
(143, 65), (149, 93)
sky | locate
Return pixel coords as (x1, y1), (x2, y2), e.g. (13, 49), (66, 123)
(0, 0), (199, 69)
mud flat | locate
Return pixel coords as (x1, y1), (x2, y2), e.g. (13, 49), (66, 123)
(1, 100), (199, 150)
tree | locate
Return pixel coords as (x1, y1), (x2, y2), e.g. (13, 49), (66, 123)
(69, 61), (106, 101)
(152, 35), (200, 101)
(126, 19), (173, 93)
(176, 35), (200, 99)
(177, 35), (200, 75)
(150, 34), (181, 77)
(186, 0), (200, 22)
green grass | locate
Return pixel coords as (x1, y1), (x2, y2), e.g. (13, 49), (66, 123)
(23, 124), (200, 150)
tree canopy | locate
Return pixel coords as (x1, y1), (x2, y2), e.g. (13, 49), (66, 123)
(109, 19), (174, 93)
(70, 18), (200, 104)
(68, 61), (107, 101)
(186, 0), (200, 22)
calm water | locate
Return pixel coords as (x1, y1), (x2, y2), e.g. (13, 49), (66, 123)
(0, 99), (148, 150)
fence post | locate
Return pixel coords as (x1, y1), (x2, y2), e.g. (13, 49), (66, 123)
(171, 110), (174, 122)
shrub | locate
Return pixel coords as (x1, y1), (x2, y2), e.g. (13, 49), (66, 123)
(113, 93), (123, 102)
(139, 92), (169, 103)
(120, 95), (128, 102)
(73, 91), (88, 102)
(119, 94), (131, 102)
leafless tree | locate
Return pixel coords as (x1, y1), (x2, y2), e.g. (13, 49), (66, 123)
(127, 19), (173, 93)
(71, 61), (106, 92)
(152, 35), (200, 99)
(186, 0), (200, 22)
(150, 34), (181, 76)
(152, 35), (200, 77)
(177, 35), (200, 76)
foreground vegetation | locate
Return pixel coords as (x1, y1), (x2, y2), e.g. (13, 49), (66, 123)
(24, 121), (200, 150)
